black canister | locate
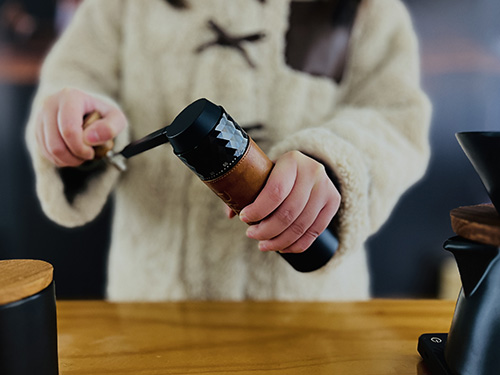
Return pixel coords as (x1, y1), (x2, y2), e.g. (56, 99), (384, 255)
(0, 260), (59, 375)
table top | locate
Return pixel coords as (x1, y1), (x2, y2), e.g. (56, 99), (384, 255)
(56, 299), (455, 375)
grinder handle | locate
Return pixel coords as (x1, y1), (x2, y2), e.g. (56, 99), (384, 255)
(82, 110), (114, 159)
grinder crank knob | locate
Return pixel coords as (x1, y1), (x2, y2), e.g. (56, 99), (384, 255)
(82, 110), (115, 159)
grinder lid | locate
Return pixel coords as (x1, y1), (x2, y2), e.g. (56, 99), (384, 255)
(166, 98), (223, 154)
(0, 259), (53, 306)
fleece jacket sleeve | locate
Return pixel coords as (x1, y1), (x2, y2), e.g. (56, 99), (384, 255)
(24, 0), (129, 227)
(267, 0), (432, 255)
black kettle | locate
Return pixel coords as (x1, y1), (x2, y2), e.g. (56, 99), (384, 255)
(419, 131), (500, 375)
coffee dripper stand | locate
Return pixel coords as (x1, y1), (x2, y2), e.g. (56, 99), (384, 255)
(418, 132), (500, 375)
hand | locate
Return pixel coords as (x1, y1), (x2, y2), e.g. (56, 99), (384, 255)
(35, 88), (127, 167)
(238, 151), (341, 253)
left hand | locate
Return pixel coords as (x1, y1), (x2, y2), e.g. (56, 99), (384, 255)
(227, 151), (341, 253)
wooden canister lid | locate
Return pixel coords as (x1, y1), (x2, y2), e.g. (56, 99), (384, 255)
(0, 259), (53, 306)
(450, 203), (500, 246)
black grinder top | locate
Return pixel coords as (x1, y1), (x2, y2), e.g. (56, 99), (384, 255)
(166, 98), (249, 181)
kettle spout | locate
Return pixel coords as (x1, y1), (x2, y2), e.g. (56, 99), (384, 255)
(444, 236), (500, 298)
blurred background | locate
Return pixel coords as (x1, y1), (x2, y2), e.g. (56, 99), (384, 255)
(0, 0), (498, 299)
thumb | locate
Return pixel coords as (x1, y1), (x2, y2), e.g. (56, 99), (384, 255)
(83, 107), (127, 146)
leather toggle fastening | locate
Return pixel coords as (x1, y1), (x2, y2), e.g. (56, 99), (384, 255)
(165, 0), (265, 8)
(195, 20), (266, 68)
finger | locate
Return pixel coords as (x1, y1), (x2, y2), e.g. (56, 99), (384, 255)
(279, 204), (336, 254)
(35, 112), (55, 163)
(245, 179), (311, 241)
(57, 95), (94, 160)
(36, 123), (55, 164)
(83, 108), (127, 146)
(36, 101), (60, 164)
(223, 205), (237, 219)
(44, 111), (84, 167)
(257, 189), (325, 252)
(239, 157), (297, 223)
(257, 178), (340, 252)
(82, 119), (115, 146)
(246, 152), (329, 240)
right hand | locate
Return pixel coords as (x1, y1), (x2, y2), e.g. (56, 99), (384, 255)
(35, 88), (127, 167)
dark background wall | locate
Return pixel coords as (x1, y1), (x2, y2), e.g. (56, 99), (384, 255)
(0, 0), (499, 299)
(0, 0), (111, 298)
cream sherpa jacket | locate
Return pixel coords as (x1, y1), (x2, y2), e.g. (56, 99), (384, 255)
(25, 0), (431, 301)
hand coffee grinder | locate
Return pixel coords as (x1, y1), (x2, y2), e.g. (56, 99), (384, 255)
(418, 132), (500, 374)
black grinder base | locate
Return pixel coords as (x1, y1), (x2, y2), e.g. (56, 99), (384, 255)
(418, 333), (453, 375)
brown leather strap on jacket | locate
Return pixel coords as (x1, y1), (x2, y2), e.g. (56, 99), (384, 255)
(286, 0), (362, 83)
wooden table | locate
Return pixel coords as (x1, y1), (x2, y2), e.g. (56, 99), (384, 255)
(56, 299), (455, 375)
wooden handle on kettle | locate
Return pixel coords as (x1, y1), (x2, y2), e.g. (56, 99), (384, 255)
(82, 110), (114, 159)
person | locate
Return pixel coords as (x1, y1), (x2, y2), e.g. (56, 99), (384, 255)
(25, 0), (431, 301)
